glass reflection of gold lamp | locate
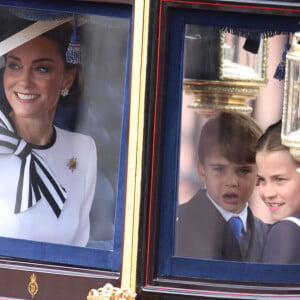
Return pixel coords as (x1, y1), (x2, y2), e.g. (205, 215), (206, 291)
(183, 25), (268, 117)
(282, 32), (300, 162)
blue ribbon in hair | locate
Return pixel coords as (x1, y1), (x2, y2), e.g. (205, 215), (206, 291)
(66, 15), (81, 64)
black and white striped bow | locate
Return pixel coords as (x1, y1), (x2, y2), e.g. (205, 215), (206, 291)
(0, 110), (67, 217)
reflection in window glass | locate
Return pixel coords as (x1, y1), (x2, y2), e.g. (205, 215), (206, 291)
(176, 23), (287, 262)
(222, 32), (265, 80)
(71, 15), (129, 250)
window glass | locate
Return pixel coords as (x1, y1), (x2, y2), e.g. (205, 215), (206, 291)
(0, 1), (131, 270)
(156, 6), (300, 283)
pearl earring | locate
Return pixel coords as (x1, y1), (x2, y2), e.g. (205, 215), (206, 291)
(60, 88), (69, 97)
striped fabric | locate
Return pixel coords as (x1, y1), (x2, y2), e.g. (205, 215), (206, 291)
(0, 110), (66, 217)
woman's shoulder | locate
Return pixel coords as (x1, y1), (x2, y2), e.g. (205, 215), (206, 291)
(53, 127), (97, 157)
(55, 126), (96, 146)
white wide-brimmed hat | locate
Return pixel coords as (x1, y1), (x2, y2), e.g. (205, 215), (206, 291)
(0, 17), (73, 57)
(0, 7), (81, 64)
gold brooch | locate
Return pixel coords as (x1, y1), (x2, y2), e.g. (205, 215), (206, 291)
(67, 156), (77, 172)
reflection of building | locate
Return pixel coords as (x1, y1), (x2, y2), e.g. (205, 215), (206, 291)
(74, 19), (129, 246)
(179, 34), (285, 224)
(183, 25), (268, 117)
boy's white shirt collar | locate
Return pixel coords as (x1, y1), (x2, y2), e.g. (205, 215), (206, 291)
(206, 191), (248, 232)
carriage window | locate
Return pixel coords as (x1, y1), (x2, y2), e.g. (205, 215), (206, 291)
(0, 2), (131, 270)
(152, 5), (300, 288)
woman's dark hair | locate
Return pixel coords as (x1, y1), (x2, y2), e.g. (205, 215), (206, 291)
(42, 22), (84, 107)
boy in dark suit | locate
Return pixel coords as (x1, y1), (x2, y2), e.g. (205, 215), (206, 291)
(175, 112), (269, 262)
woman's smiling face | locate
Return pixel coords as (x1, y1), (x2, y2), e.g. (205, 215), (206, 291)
(256, 150), (300, 221)
(3, 35), (74, 120)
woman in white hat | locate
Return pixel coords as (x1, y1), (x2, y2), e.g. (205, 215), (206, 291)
(0, 15), (97, 247)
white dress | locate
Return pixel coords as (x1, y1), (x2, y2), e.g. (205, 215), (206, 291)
(0, 123), (97, 247)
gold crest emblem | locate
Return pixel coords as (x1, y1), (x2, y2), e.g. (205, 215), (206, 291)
(28, 273), (38, 298)
(67, 156), (77, 172)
